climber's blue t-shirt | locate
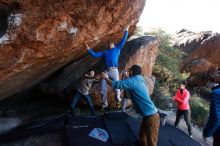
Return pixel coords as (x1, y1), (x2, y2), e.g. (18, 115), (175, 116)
(88, 31), (128, 69)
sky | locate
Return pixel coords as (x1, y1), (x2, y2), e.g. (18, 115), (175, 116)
(138, 0), (220, 34)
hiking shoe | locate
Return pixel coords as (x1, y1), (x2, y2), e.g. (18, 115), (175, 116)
(102, 104), (108, 108)
(101, 105), (108, 112)
(117, 101), (123, 109)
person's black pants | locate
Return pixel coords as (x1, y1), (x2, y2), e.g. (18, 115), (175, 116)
(174, 109), (192, 135)
(214, 133), (220, 146)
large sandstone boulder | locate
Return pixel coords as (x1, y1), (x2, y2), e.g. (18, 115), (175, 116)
(39, 55), (100, 97)
(173, 29), (220, 86)
(0, 0), (146, 101)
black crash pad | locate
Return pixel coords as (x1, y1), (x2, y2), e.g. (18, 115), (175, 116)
(104, 112), (138, 145)
(65, 116), (112, 146)
(65, 112), (139, 146)
(158, 124), (201, 146)
(0, 112), (203, 146)
(0, 116), (65, 143)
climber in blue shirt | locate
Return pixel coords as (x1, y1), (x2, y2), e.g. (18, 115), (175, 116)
(84, 24), (130, 109)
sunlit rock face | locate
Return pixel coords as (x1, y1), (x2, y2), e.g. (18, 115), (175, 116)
(173, 29), (220, 86)
(0, 0), (146, 100)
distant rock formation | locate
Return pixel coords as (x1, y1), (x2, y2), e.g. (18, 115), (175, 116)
(173, 29), (220, 86)
(0, 0), (146, 100)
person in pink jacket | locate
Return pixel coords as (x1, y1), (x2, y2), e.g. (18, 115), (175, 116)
(173, 81), (193, 137)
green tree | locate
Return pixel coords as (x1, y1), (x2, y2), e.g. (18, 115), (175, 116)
(144, 29), (209, 128)
(145, 29), (185, 80)
(143, 29), (187, 109)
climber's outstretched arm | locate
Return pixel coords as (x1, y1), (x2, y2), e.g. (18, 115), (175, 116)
(116, 23), (130, 49)
(84, 43), (104, 58)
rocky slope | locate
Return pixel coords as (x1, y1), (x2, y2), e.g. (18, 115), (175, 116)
(173, 29), (220, 86)
(0, 0), (145, 100)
